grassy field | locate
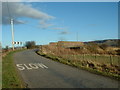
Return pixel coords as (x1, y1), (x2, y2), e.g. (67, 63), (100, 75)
(2, 49), (25, 88)
(37, 45), (120, 80)
(37, 51), (120, 80)
(63, 54), (119, 66)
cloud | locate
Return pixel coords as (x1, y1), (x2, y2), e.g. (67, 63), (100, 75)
(15, 19), (26, 24)
(39, 20), (54, 29)
(52, 27), (66, 30)
(24, 0), (43, 1)
(2, 2), (55, 28)
(1, 0), (41, 2)
(1, 0), (21, 2)
(59, 31), (69, 35)
(2, 17), (26, 25)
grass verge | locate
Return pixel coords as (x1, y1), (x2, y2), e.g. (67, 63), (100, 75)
(2, 49), (26, 88)
(36, 51), (120, 81)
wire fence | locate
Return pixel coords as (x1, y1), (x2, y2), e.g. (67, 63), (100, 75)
(41, 45), (120, 66)
(63, 54), (119, 66)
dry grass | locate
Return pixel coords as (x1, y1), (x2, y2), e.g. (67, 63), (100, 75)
(38, 44), (120, 80)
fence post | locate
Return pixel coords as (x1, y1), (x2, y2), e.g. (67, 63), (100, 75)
(83, 54), (84, 61)
(95, 52), (97, 61)
(110, 54), (112, 65)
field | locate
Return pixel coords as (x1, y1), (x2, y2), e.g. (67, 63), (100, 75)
(63, 54), (119, 66)
(37, 44), (120, 80)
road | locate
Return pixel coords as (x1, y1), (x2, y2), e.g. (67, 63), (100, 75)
(13, 49), (119, 88)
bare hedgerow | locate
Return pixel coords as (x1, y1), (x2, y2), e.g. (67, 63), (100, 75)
(25, 41), (36, 49)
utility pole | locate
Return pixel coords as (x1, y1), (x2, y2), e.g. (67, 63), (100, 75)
(11, 19), (15, 50)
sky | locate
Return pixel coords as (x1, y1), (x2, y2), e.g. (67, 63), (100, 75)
(2, 2), (118, 48)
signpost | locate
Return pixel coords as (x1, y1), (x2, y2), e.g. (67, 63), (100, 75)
(13, 42), (22, 45)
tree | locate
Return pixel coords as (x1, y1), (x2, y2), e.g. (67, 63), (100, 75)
(25, 41), (36, 49)
(5, 46), (9, 51)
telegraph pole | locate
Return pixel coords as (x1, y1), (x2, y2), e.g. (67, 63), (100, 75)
(11, 19), (15, 50)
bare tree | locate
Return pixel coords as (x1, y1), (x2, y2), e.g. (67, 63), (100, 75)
(25, 41), (36, 49)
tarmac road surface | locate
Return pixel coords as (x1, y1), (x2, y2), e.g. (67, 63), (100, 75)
(13, 49), (119, 88)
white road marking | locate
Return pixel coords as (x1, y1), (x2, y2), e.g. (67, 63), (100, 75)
(29, 63), (39, 69)
(16, 64), (25, 71)
(24, 64), (33, 70)
(37, 63), (45, 68)
(39, 63), (48, 68)
(16, 63), (48, 71)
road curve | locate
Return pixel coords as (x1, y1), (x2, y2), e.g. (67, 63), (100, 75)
(13, 49), (119, 88)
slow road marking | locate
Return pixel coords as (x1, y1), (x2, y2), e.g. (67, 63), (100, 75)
(16, 63), (48, 71)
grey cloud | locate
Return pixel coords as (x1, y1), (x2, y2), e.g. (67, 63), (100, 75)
(2, 2), (54, 27)
(2, 17), (26, 25)
(1, 0), (21, 2)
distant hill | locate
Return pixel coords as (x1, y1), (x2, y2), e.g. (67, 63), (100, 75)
(84, 39), (120, 47)
(49, 39), (120, 47)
